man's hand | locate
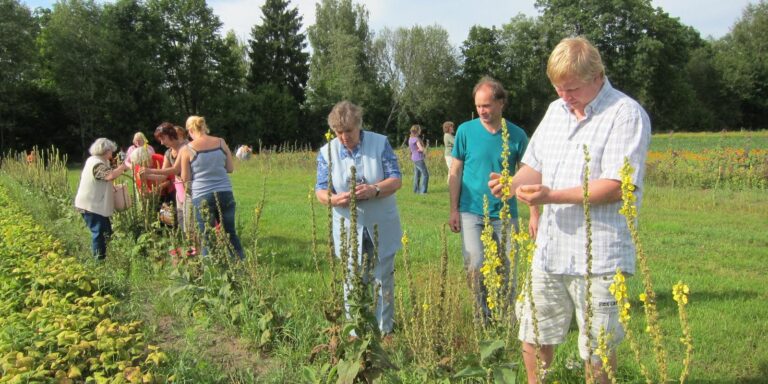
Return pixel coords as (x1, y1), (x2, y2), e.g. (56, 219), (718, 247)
(515, 184), (551, 206)
(449, 211), (461, 233)
(488, 172), (507, 198)
(528, 211), (539, 240)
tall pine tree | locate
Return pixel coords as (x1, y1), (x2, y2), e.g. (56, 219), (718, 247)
(247, 0), (309, 103)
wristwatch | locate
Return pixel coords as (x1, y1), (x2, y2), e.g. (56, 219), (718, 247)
(374, 184), (381, 198)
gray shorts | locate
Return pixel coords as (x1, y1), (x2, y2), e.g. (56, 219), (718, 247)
(517, 267), (625, 361)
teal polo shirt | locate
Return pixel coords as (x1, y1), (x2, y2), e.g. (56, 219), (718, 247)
(452, 118), (529, 219)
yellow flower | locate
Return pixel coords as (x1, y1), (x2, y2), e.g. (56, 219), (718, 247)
(324, 129), (334, 142)
(639, 292), (647, 303)
(401, 232), (409, 247)
(673, 281), (690, 305)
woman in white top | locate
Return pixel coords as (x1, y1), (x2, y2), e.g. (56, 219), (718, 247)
(74, 138), (129, 260)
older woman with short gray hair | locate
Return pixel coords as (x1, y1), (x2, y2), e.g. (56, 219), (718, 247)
(74, 138), (130, 260)
(315, 100), (403, 337)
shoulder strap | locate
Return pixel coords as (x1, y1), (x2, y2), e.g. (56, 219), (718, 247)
(186, 143), (198, 162)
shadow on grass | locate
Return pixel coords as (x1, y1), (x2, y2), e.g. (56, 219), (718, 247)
(248, 234), (322, 272)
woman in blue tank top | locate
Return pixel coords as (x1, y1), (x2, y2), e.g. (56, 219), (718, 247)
(179, 115), (244, 260)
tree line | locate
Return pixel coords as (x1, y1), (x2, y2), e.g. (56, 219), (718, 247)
(1, 0), (766, 160)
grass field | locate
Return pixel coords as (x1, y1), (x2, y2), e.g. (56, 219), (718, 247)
(10, 130), (768, 383)
(649, 130), (768, 152)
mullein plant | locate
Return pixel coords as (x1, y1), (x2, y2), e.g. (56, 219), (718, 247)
(436, 223), (451, 353)
(332, 166), (396, 382)
(514, 220), (543, 383)
(398, 225), (457, 374)
(480, 195), (503, 324)
(324, 129), (343, 322)
(464, 118), (533, 381)
(673, 281), (693, 384)
(610, 268), (653, 384)
(581, 145), (597, 383)
(478, 118), (517, 330)
(496, 119), (518, 309)
(594, 327), (617, 384)
(619, 158), (669, 382)
(249, 176), (267, 264)
(401, 231), (420, 320)
(308, 188), (321, 274)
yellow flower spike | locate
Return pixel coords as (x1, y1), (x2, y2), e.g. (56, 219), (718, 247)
(401, 232), (409, 247)
(324, 129), (334, 142)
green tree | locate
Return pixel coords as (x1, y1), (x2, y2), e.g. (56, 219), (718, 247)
(306, 0), (387, 141)
(245, 0), (309, 146)
(0, 0), (39, 151)
(373, 25), (459, 140)
(535, 0), (704, 131)
(461, 26), (504, 83)
(248, 0), (309, 103)
(715, 1), (768, 128)
(100, 0), (169, 143)
(455, 25), (509, 128)
(498, 14), (551, 131)
(148, 0), (236, 117)
(39, 0), (108, 155)
(685, 44), (740, 131)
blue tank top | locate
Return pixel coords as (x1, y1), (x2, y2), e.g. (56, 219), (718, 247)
(188, 143), (232, 200)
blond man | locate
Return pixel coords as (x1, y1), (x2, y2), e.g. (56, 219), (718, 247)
(490, 37), (651, 383)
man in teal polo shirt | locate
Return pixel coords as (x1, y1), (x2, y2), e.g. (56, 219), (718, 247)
(448, 76), (536, 320)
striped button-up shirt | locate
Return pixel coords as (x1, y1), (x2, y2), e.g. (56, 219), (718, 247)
(523, 78), (651, 275)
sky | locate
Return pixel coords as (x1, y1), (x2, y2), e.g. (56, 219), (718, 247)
(22, 0), (755, 47)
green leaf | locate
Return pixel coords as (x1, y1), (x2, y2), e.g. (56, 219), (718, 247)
(479, 339), (506, 364)
(301, 366), (318, 383)
(335, 359), (360, 384)
(492, 364), (518, 384)
(452, 365), (486, 379)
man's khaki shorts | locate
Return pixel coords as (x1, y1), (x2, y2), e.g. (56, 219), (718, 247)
(517, 268), (625, 361)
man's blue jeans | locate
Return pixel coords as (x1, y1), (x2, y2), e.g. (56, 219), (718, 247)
(459, 212), (518, 320)
(412, 160), (429, 194)
(82, 212), (112, 260)
(192, 191), (244, 259)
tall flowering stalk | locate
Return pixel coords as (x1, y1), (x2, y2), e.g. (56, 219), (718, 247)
(324, 130), (341, 314)
(594, 327), (617, 384)
(620, 159), (668, 382)
(401, 231), (419, 319)
(437, 224), (450, 345)
(308, 189), (320, 273)
(479, 195), (502, 321)
(582, 145), (596, 380)
(497, 119), (516, 309)
(673, 281), (693, 384)
(610, 268), (652, 384)
(514, 223), (543, 383)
